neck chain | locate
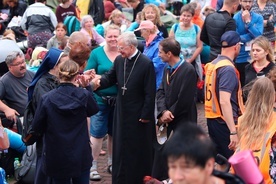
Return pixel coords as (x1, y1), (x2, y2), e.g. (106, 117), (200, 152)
(122, 53), (141, 95)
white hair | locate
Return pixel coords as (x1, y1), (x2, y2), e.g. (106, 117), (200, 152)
(81, 15), (94, 28)
(117, 32), (138, 47)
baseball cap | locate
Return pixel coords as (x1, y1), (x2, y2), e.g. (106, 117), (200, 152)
(221, 31), (242, 48)
(134, 20), (155, 31)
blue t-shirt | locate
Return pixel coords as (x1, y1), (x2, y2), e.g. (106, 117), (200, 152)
(213, 55), (239, 120)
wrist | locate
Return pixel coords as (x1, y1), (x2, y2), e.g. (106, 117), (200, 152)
(161, 110), (168, 116)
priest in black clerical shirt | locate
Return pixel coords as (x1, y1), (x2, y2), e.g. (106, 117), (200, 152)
(152, 37), (198, 180)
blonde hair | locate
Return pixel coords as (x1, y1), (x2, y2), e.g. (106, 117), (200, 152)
(141, 4), (163, 26)
(238, 77), (275, 150)
(104, 24), (121, 37)
(59, 59), (79, 81)
(109, 9), (123, 27)
(2, 29), (16, 41)
(250, 36), (275, 63)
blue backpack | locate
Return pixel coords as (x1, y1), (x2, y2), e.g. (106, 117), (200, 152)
(63, 16), (81, 36)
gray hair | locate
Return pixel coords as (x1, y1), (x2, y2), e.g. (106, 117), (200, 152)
(81, 15), (94, 28)
(5, 51), (24, 65)
(117, 32), (138, 47)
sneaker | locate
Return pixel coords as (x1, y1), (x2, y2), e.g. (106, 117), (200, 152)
(107, 165), (112, 174)
(90, 170), (101, 181)
(100, 149), (106, 156)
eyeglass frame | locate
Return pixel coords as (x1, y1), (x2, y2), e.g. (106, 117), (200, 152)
(9, 60), (25, 66)
(117, 45), (132, 51)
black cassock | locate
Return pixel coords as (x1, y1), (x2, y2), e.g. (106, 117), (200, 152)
(100, 51), (156, 184)
(157, 61), (197, 128)
(152, 61), (198, 180)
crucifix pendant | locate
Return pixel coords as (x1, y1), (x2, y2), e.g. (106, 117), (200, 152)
(122, 86), (127, 95)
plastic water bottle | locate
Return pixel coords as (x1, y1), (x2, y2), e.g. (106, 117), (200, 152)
(13, 158), (20, 170)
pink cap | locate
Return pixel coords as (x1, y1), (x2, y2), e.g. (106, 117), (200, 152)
(228, 150), (263, 183)
(134, 20), (154, 31)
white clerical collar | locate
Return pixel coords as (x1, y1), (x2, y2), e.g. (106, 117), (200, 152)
(128, 49), (138, 60)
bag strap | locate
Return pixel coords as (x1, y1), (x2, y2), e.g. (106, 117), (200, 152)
(194, 24), (199, 34)
(173, 23), (179, 34)
(174, 23), (198, 34)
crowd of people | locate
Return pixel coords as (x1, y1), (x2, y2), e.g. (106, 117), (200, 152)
(0, 0), (276, 183)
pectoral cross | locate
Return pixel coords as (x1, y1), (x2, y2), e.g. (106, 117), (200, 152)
(122, 86), (127, 95)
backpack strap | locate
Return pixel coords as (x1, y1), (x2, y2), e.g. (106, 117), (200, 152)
(174, 23), (198, 34)
(173, 23), (179, 34)
(193, 24), (199, 34)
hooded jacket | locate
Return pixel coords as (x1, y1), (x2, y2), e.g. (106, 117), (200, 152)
(32, 83), (99, 178)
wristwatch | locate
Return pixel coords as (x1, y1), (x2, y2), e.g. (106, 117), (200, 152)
(245, 20), (251, 25)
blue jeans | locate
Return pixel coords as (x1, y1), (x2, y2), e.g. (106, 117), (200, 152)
(90, 104), (114, 138)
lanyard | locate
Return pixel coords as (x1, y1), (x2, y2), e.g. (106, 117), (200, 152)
(166, 60), (185, 85)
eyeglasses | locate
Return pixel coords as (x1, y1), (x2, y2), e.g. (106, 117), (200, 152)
(10, 60), (25, 66)
(117, 45), (130, 51)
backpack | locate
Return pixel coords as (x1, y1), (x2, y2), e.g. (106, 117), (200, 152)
(173, 23), (199, 34)
(14, 144), (37, 184)
(63, 16), (81, 36)
(22, 101), (38, 146)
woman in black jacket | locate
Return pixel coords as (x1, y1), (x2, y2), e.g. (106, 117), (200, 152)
(32, 59), (99, 184)
(244, 36), (275, 86)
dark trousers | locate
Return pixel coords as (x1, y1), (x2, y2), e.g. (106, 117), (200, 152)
(51, 169), (90, 184)
(151, 145), (168, 181)
(35, 156), (52, 184)
(235, 62), (249, 87)
(35, 156), (90, 184)
(207, 118), (234, 159)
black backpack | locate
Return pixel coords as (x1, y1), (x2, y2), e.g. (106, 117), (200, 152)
(21, 101), (38, 146)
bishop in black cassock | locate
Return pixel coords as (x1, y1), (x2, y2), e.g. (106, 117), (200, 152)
(97, 32), (156, 184)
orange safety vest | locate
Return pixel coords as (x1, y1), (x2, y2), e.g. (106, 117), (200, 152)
(236, 114), (276, 184)
(204, 59), (245, 119)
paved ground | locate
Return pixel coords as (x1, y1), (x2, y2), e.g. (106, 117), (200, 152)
(91, 103), (207, 184)
(10, 103), (206, 184)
